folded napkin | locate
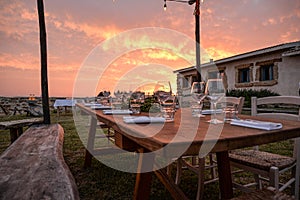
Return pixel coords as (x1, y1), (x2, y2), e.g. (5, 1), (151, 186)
(230, 119), (282, 130)
(103, 109), (132, 115)
(201, 109), (223, 115)
(123, 116), (165, 124)
(90, 105), (112, 110)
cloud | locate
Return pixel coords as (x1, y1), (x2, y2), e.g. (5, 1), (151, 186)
(1, 0), (299, 97)
(146, 49), (179, 61)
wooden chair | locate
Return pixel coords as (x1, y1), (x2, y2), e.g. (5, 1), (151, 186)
(220, 96), (245, 115)
(174, 96), (245, 200)
(229, 96), (300, 199)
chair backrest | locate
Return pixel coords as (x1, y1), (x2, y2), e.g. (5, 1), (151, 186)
(219, 96), (245, 114)
(251, 96), (300, 121)
(251, 96), (300, 157)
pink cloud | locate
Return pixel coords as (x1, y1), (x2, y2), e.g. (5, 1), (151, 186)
(1, 0), (299, 97)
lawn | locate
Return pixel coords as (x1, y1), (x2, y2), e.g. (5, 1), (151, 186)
(0, 111), (295, 199)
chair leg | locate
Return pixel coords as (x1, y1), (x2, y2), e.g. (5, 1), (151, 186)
(294, 138), (300, 200)
(167, 164), (172, 177)
(295, 168), (299, 200)
(175, 158), (183, 185)
(254, 174), (262, 189)
(196, 158), (205, 200)
(209, 153), (217, 180)
(270, 166), (279, 191)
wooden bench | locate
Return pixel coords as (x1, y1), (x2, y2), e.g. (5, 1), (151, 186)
(0, 118), (43, 143)
(0, 123), (79, 200)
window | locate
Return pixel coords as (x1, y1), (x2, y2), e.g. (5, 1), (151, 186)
(182, 76), (189, 88)
(192, 76), (198, 83)
(253, 58), (280, 86)
(238, 68), (250, 83)
(208, 71), (219, 79)
(260, 64), (274, 81)
(235, 63), (253, 87)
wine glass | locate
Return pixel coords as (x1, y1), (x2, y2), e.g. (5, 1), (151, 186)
(153, 81), (172, 104)
(153, 81), (175, 122)
(190, 82), (206, 117)
(205, 79), (225, 124)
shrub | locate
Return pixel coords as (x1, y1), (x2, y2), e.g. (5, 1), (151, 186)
(226, 89), (280, 107)
(141, 97), (160, 112)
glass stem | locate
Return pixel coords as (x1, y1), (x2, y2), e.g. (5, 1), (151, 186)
(213, 102), (217, 123)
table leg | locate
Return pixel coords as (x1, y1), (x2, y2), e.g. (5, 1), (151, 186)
(9, 128), (18, 143)
(216, 151), (233, 200)
(133, 148), (154, 200)
(17, 127), (23, 137)
(84, 116), (97, 168)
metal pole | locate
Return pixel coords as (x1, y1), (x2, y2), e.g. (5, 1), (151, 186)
(195, 0), (201, 82)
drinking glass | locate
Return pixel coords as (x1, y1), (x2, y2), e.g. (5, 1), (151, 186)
(153, 81), (172, 104)
(160, 95), (176, 122)
(129, 91), (145, 114)
(222, 104), (238, 122)
(190, 82), (206, 117)
(111, 93), (123, 109)
(205, 79), (225, 124)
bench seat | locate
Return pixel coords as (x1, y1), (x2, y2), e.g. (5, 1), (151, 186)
(0, 124), (79, 200)
(0, 118), (43, 143)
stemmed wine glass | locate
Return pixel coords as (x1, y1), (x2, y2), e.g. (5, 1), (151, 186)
(205, 79), (225, 124)
(153, 81), (172, 104)
(154, 81), (175, 122)
(190, 82), (206, 117)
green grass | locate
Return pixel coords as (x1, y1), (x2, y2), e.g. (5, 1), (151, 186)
(0, 111), (296, 199)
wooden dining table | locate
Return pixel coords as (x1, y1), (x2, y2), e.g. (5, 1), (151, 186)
(77, 103), (300, 200)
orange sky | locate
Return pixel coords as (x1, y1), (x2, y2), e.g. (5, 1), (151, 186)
(1, 0), (299, 97)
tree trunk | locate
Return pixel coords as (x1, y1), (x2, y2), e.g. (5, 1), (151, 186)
(37, 0), (50, 124)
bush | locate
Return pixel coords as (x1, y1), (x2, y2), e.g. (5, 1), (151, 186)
(226, 89), (280, 107)
(140, 97), (160, 113)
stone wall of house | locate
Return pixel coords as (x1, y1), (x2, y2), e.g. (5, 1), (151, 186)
(176, 49), (300, 100)
(277, 55), (300, 96)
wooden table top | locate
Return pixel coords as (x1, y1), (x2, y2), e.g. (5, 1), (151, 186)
(77, 104), (300, 156)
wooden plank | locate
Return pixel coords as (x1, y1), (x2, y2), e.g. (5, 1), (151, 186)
(0, 124), (79, 199)
(0, 118), (43, 130)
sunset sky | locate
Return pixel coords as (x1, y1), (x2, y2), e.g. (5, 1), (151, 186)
(1, 0), (299, 97)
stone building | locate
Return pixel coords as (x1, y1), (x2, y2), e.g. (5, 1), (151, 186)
(174, 41), (300, 105)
